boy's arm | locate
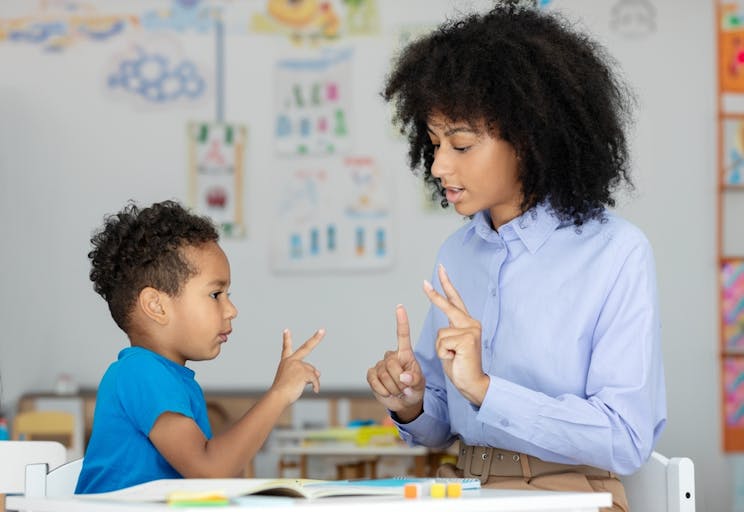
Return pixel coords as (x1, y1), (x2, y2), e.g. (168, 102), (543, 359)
(150, 329), (324, 478)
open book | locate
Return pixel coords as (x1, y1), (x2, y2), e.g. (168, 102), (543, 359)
(77, 478), (409, 502)
(77, 477), (480, 503)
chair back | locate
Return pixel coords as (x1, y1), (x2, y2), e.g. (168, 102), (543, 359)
(0, 440), (67, 494)
(25, 457), (83, 497)
(621, 451), (695, 512)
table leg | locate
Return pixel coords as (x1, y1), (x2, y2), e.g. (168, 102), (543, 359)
(300, 454), (308, 478)
(413, 454), (427, 476)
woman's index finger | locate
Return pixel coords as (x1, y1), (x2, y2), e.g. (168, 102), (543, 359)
(396, 304), (413, 353)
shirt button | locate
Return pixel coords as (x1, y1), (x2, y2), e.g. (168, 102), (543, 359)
(500, 418), (509, 427)
(491, 288), (497, 297)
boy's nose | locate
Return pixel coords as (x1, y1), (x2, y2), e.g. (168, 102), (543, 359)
(226, 299), (238, 319)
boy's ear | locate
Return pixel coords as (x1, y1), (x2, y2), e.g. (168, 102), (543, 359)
(138, 287), (168, 325)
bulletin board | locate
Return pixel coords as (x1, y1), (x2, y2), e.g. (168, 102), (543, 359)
(717, 1), (744, 451)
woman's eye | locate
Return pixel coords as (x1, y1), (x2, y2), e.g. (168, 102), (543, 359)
(454, 146), (470, 152)
(210, 292), (222, 299)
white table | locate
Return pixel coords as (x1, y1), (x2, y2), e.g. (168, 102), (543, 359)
(6, 488), (611, 512)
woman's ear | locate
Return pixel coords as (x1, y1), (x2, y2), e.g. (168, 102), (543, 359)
(138, 287), (168, 325)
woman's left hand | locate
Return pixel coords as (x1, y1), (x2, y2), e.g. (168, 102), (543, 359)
(423, 264), (490, 406)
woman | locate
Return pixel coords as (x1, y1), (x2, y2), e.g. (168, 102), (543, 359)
(366, 3), (666, 511)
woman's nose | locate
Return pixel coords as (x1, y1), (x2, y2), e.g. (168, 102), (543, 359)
(431, 150), (452, 178)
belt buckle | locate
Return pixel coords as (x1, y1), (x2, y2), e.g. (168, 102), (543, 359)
(470, 446), (493, 484)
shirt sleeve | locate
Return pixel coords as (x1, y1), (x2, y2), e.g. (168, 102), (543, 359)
(116, 355), (196, 437)
(477, 240), (666, 475)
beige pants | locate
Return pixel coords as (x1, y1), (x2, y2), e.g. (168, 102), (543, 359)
(437, 462), (629, 512)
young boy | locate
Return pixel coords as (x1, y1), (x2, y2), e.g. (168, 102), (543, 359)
(76, 200), (324, 494)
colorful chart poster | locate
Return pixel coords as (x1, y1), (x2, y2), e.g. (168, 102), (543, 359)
(274, 47), (352, 157)
(723, 259), (744, 350)
(271, 156), (392, 272)
(188, 122), (247, 238)
(725, 357), (744, 428)
(723, 117), (744, 185)
(720, 4), (744, 92)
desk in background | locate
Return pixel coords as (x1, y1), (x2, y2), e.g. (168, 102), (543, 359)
(18, 389), (390, 446)
(18, 389), (419, 478)
(6, 488), (612, 512)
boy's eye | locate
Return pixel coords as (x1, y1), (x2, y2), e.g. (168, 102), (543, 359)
(210, 292), (222, 299)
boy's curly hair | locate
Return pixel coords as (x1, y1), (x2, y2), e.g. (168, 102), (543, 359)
(88, 200), (218, 332)
(383, 1), (635, 226)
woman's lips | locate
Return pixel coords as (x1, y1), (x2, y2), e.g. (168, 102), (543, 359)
(445, 187), (464, 203)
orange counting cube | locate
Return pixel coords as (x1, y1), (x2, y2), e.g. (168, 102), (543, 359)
(446, 482), (462, 498)
(403, 483), (420, 499)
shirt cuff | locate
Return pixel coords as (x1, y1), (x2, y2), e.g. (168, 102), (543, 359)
(391, 409), (451, 447)
(476, 375), (543, 432)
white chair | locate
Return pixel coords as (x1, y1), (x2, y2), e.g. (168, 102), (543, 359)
(621, 451), (695, 512)
(24, 457), (83, 497)
(0, 440), (67, 495)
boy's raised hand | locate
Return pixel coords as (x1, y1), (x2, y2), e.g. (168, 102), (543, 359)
(423, 264), (489, 406)
(271, 328), (324, 404)
(367, 305), (425, 420)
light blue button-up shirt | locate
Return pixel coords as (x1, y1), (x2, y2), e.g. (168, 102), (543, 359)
(395, 204), (667, 475)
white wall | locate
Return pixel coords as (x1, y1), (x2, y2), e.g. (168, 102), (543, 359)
(0, 0), (727, 510)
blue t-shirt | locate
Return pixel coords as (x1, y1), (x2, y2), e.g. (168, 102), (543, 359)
(75, 346), (212, 493)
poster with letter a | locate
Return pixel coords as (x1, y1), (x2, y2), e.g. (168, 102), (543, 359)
(188, 122), (247, 238)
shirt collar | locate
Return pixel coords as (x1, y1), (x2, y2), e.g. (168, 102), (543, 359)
(463, 202), (562, 254)
(119, 346), (196, 379)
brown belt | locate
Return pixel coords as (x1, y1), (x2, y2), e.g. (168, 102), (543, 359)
(456, 443), (614, 483)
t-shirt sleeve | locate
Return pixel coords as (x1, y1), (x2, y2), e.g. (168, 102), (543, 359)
(115, 355), (195, 436)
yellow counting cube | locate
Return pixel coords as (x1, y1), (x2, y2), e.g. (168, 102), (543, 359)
(446, 482), (462, 498)
(429, 482), (446, 498)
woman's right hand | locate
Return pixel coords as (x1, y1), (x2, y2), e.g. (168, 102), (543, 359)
(270, 328), (324, 405)
(367, 305), (425, 422)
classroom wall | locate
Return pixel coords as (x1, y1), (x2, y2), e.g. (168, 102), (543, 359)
(0, 0), (726, 509)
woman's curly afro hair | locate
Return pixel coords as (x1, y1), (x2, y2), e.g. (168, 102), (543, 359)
(88, 200), (218, 332)
(383, 1), (636, 226)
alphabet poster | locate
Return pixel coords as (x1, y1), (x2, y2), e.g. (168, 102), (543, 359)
(188, 122), (247, 238)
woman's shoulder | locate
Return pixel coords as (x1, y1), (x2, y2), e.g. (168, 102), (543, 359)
(593, 210), (651, 248)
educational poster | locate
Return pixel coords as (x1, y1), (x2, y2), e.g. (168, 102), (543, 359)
(720, 3), (744, 93)
(0, 3), (136, 52)
(609, 0), (656, 39)
(725, 357), (744, 450)
(250, 0), (342, 43)
(724, 116), (744, 185)
(271, 156), (392, 272)
(106, 37), (210, 107)
(344, 0), (380, 36)
(723, 259), (744, 350)
(726, 358), (744, 426)
(274, 48), (353, 157)
(188, 122), (247, 238)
